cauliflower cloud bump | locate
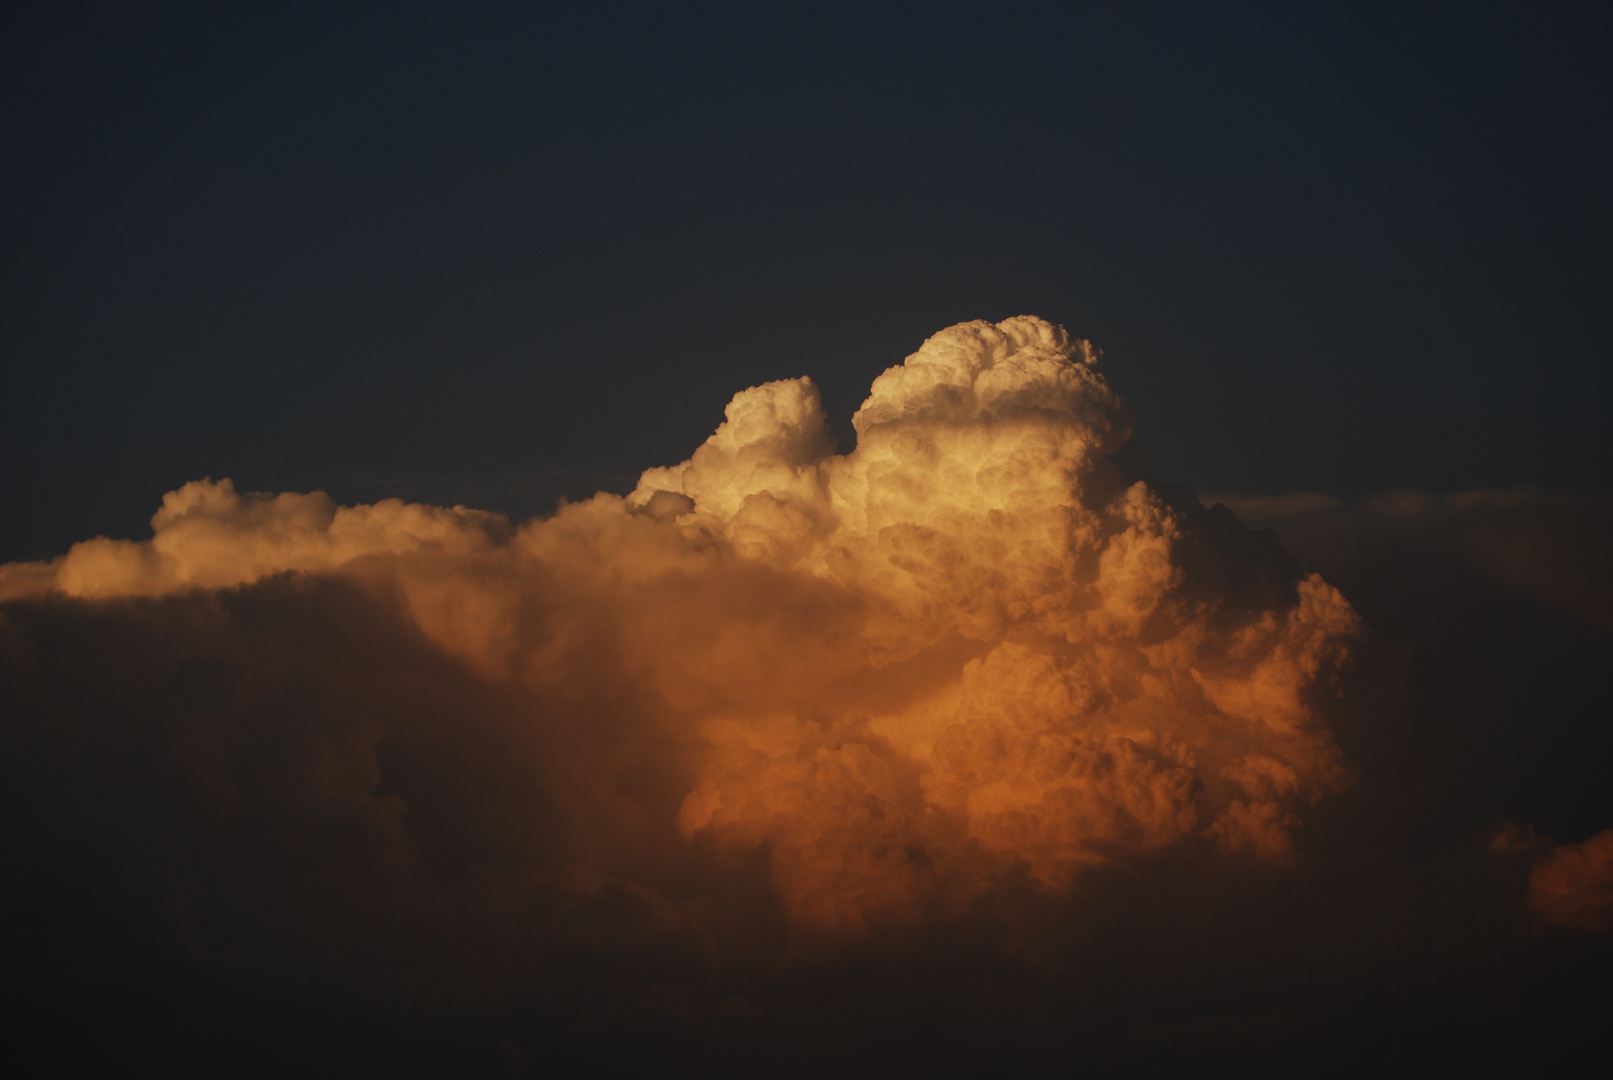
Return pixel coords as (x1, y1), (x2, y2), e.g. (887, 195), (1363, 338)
(0, 316), (1359, 929)
(634, 317), (1357, 921)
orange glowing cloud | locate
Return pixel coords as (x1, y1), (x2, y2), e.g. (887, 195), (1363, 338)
(0, 316), (1362, 928)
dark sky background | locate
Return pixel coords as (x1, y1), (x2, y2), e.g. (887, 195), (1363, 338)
(3, 1), (1610, 562)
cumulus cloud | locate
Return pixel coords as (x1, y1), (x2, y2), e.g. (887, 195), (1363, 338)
(1, 317), (1358, 930)
(7, 317), (1609, 1073)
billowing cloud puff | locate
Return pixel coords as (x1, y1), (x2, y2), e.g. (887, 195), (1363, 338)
(0, 317), (1359, 929)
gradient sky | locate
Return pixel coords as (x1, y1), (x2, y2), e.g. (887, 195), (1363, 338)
(3, 1), (1609, 559)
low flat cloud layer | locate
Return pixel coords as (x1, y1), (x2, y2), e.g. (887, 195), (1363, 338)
(3, 319), (1608, 1075)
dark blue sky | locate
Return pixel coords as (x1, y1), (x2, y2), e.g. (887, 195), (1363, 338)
(4, 1), (1610, 561)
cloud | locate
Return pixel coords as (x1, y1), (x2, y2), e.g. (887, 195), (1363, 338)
(1529, 831), (1613, 932)
(1212, 489), (1613, 633)
(1, 317), (1358, 931)
(3, 317), (1609, 1073)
